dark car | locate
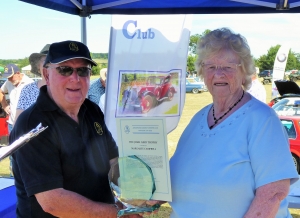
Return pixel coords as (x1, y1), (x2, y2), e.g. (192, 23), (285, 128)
(268, 80), (300, 107)
(0, 78), (9, 101)
(0, 78), (6, 88)
(258, 70), (273, 78)
(289, 70), (300, 82)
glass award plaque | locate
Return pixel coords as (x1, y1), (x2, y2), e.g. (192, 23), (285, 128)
(108, 155), (160, 217)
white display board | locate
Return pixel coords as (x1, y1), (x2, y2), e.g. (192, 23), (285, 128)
(105, 15), (192, 141)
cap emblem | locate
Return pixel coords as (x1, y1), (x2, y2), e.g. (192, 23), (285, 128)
(69, 42), (79, 52)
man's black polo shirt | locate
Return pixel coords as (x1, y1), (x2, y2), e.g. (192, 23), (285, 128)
(11, 85), (118, 218)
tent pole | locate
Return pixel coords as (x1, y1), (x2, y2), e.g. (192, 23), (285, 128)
(81, 0), (87, 45)
(81, 18), (87, 45)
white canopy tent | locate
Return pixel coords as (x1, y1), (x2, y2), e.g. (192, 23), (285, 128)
(21, 65), (31, 74)
(21, 65), (38, 78)
(22, 65), (31, 71)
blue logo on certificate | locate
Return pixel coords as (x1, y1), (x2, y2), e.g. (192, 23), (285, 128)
(124, 125), (130, 134)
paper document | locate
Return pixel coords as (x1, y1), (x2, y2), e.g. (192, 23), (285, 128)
(116, 118), (172, 201)
(0, 123), (48, 161)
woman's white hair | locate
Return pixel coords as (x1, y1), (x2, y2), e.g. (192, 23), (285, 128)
(195, 28), (255, 90)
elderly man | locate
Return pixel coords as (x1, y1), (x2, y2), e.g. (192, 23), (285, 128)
(10, 41), (142, 218)
(0, 64), (33, 132)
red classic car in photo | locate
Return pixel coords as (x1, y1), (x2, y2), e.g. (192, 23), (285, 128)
(121, 74), (177, 114)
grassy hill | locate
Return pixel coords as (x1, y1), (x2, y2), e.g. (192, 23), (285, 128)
(93, 58), (108, 64)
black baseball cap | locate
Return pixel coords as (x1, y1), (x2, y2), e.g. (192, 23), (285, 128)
(44, 40), (97, 67)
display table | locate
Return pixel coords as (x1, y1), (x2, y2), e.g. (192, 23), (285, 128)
(0, 177), (16, 218)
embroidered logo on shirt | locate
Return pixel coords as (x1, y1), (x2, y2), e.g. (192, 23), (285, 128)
(94, 122), (103, 135)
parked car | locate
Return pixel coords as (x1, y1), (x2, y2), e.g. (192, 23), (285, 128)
(0, 78), (6, 87)
(186, 77), (207, 91)
(268, 80), (300, 107)
(289, 70), (300, 82)
(0, 78), (9, 100)
(258, 70), (273, 78)
(279, 116), (300, 173)
(186, 79), (205, 94)
(273, 97), (300, 116)
(262, 76), (272, 85)
(0, 78), (9, 144)
(32, 77), (42, 82)
(285, 70), (298, 77)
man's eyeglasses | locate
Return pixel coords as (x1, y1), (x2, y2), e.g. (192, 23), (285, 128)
(201, 63), (241, 73)
(46, 66), (91, 77)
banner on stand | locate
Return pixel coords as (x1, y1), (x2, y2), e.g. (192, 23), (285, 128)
(271, 45), (290, 98)
(105, 15), (192, 141)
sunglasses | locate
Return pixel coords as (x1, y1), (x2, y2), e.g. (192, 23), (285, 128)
(46, 66), (91, 77)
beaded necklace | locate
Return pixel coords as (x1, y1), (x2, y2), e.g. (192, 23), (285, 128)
(209, 90), (244, 129)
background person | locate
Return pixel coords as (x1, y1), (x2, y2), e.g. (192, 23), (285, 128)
(0, 64), (33, 132)
(169, 28), (298, 218)
(247, 73), (266, 103)
(87, 67), (107, 105)
(14, 44), (50, 124)
(10, 41), (142, 218)
(98, 69), (107, 113)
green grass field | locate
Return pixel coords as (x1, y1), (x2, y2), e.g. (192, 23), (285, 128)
(93, 58), (108, 64)
(1, 78), (300, 217)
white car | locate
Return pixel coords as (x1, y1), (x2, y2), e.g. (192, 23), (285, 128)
(186, 77), (208, 91)
(272, 97), (300, 116)
(285, 70), (298, 77)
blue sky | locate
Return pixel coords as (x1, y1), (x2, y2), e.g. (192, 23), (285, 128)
(2, 1), (300, 59)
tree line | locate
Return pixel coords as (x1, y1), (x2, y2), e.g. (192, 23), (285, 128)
(0, 53), (108, 76)
(91, 53), (108, 59)
(2, 39), (300, 76)
(187, 30), (300, 74)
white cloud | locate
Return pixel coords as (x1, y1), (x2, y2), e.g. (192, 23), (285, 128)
(191, 14), (300, 58)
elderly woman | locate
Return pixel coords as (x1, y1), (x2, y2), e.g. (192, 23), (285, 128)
(169, 28), (298, 218)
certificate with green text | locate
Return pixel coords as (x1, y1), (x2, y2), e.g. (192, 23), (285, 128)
(116, 117), (172, 202)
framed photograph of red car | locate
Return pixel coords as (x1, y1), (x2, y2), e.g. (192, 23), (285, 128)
(116, 71), (179, 116)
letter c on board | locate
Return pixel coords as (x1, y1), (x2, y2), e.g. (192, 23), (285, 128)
(122, 20), (137, 39)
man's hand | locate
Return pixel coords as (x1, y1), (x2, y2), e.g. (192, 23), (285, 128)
(3, 105), (10, 115)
